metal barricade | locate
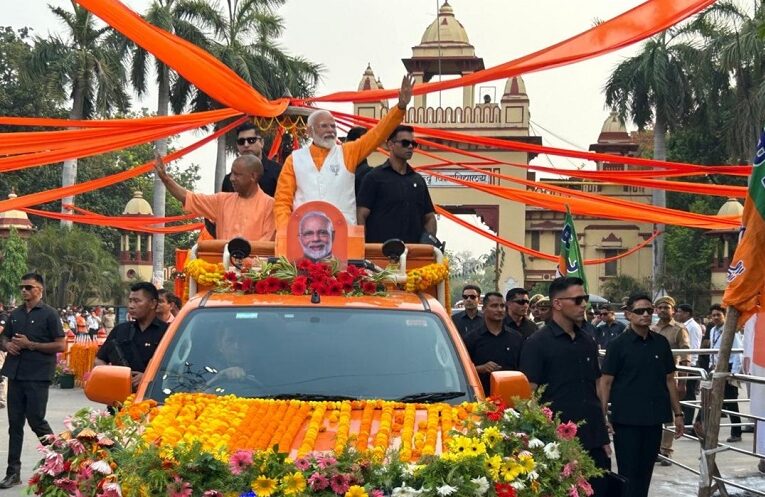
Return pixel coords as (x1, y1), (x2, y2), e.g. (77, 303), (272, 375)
(663, 348), (764, 497)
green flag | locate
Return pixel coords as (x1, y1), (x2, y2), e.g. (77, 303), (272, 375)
(556, 206), (588, 292)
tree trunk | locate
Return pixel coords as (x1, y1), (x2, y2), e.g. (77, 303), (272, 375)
(215, 134), (227, 193)
(152, 64), (170, 287)
(652, 116), (667, 291)
(698, 307), (739, 497)
(61, 83), (86, 228)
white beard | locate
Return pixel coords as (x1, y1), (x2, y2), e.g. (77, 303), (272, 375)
(312, 135), (335, 149)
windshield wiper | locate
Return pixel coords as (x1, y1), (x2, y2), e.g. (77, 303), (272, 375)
(395, 391), (466, 403)
(264, 393), (359, 401)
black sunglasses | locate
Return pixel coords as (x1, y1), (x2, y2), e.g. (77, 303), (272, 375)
(392, 139), (419, 149)
(236, 136), (262, 146)
(462, 294), (478, 300)
(630, 307), (654, 316)
(510, 299), (530, 305)
(557, 295), (590, 305)
(19, 284), (38, 291)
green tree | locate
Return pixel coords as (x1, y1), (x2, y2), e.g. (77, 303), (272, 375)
(26, 2), (130, 222)
(448, 248), (503, 306)
(600, 275), (650, 304)
(604, 29), (700, 284)
(170, 0), (322, 189)
(0, 26), (66, 129)
(27, 226), (122, 307)
(126, 0), (211, 283)
(0, 228), (29, 306)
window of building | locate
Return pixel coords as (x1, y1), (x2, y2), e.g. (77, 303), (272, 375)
(604, 249), (619, 276)
(530, 231), (540, 251)
(554, 232), (562, 255)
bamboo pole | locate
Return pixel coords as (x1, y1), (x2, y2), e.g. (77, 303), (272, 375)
(697, 306), (739, 497)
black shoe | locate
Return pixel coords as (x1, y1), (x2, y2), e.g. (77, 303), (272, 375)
(0, 473), (21, 489)
(726, 436), (742, 443)
(758, 459), (765, 474)
(742, 425), (755, 433)
(660, 458), (672, 467)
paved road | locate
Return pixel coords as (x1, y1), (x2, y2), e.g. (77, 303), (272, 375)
(0, 388), (762, 496)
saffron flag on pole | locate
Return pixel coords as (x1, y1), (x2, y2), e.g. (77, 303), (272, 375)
(556, 206), (588, 292)
(722, 126), (765, 322)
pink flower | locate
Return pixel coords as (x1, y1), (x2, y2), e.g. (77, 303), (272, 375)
(330, 473), (350, 494)
(568, 485), (580, 497)
(556, 421), (578, 440)
(77, 465), (93, 481)
(168, 476), (192, 497)
(308, 472), (329, 491)
(41, 452), (64, 476)
(371, 490), (385, 497)
(228, 449), (253, 475)
(541, 407), (554, 421)
(315, 455), (337, 469)
(99, 482), (122, 497)
(561, 461), (577, 478)
(67, 439), (86, 455)
(53, 478), (78, 492)
(577, 478), (593, 496)
(203, 491), (223, 497)
(294, 457), (311, 471)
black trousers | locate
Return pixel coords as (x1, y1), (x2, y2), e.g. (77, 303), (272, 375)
(683, 378), (697, 426)
(613, 423), (663, 497)
(723, 382), (742, 438)
(6, 380), (54, 475)
(587, 446), (612, 497)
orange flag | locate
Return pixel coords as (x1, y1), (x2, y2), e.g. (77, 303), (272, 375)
(722, 127), (765, 321)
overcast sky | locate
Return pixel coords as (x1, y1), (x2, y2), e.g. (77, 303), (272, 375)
(5, 0), (662, 257)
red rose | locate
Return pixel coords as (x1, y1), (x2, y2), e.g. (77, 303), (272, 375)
(486, 410), (502, 422)
(336, 271), (354, 286)
(291, 279), (308, 295)
(346, 265), (361, 278)
(361, 280), (378, 295)
(326, 278), (343, 296)
(342, 282), (354, 293)
(264, 276), (283, 292)
(233, 281), (243, 291)
(495, 483), (516, 497)
(313, 282), (329, 295)
(241, 278), (255, 293)
(296, 259), (313, 272)
(224, 271), (238, 282)
(255, 280), (269, 294)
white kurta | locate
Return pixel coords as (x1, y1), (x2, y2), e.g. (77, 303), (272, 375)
(292, 145), (357, 225)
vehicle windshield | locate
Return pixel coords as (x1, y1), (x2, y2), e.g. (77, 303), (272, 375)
(146, 307), (473, 404)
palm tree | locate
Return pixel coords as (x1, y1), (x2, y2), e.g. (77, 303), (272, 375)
(697, 1), (765, 161)
(604, 29), (699, 287)
(170, 0), (322, 190)
(127, 0), (210, 283)
(27, 1), (130, 226)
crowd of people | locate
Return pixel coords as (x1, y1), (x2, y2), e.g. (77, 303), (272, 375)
(154, 73), (441, 253)
(0, 276), (181, 489)
(454, 279), (764, 497)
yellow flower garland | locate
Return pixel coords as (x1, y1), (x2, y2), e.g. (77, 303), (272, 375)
(137, 394), (476, 461)
(184, 259), (225, 287)
(405, 259), (451, 310)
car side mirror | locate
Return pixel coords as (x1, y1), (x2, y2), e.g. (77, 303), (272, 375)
(84, 365), (132, 406)
(490, 371), (532, 406)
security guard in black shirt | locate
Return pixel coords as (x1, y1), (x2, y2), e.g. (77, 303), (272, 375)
(95, 282), (168, 392)
(0, 273), (66, 489)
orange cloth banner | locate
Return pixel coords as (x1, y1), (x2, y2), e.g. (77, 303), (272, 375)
(310, 0), (715, 103)
(333, 111), (751, 176)
(427, 169), (739, 230)
(0, 117), (247, 213)
(74, 0), (288, 117)
(23, 207), (203, 234)
(435, 206), (660, 265)
(0, 108), (239, 129)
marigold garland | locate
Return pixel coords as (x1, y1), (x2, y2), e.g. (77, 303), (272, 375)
(405, 259), (451, 309)
(135, 393), (475, 462)
(184, 258), (225, 287)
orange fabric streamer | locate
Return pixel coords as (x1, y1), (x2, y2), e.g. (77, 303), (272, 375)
(74, 0), (288, 117)
(23, 208), (203, 234)
(0, 117), (247, 213)
(310, 0), (715, 103)
(333, 110), (751, 176)
(0, 108), (239, 129)
(427, 169), (739, 230)
(435, 206), (660, 265)
(268, 126), (285, 160)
